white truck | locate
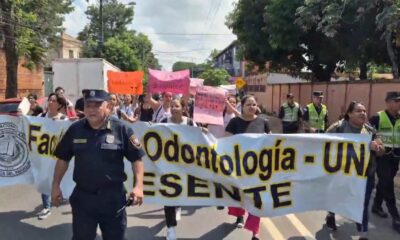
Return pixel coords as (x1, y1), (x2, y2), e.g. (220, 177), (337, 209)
(52, 58), (120, 103)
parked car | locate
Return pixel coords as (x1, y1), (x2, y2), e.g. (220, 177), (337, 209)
(0, 98), (22, 116)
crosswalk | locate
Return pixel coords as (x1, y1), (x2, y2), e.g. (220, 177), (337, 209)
(258, 210), (398, 240)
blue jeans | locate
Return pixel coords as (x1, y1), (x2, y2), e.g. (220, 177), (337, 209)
(356, 175), (375, 232)
(41, 194), (51, 209)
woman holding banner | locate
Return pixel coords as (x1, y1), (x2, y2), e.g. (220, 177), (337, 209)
(36, 93), (69, 220)
(225, 95), (271, 240)
(324, 101), (384, 240)
(160, 98), (197, 240)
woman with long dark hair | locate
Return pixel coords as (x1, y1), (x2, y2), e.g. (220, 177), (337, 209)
(37, 93), (68, 220)
(225, 95), (271, 240)
(325, 101), (384, 240)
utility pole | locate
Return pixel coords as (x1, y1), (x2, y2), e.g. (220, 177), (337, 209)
(98, 0), (104, 57)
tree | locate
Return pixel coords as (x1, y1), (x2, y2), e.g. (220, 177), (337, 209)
(199, 68), (231, 86)
(0, 0), (73, 97)
(103, 36), (140, 71)
(79, 1), (160, 71)
(78, 0), (134, 44)
(172, 61), (196, 72)
(226, 0), (400, 81)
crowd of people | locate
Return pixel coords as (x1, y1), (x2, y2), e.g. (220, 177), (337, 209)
(19, 86), (400, 240)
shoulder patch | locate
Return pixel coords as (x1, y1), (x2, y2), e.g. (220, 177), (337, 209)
(129, 134), (142, 149)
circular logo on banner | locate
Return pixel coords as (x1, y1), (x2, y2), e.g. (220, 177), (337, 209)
(0, 122), (30, 177)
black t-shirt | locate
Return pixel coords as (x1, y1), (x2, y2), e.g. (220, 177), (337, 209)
(139, 103), (154, 122)
(75, 98), (85, 118)
(75, 98), (84, 112)
(31, 105), (44, 116)
(225, 116), (271, 134)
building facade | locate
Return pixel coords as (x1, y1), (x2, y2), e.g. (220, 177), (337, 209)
(213, 41), (244, 77)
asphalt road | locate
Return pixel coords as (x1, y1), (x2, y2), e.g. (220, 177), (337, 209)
(1, 116), (399, 240)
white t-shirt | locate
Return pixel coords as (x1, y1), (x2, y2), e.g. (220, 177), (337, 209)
(153, 105), (171, 123)
(163, 116), (197, 126)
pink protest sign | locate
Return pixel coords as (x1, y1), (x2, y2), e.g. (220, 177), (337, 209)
(148, 69), (190, 94)
(189, 78), (204, 95)
(193, 86), (226, 125)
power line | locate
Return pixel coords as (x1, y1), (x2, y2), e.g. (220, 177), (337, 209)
(201, 0), (223, 50)
(145, 32), (234, 36)
(154, 49), (211, 54)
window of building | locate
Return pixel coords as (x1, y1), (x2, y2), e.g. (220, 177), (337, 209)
(69, 50), (74, 58)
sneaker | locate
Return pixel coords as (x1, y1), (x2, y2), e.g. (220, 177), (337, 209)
(325, 214), (337, 231)
(251, 236), (260, 240)
(166, 227), (176, 240)
(235, 216), (244, 228)
(358, 231), (368, 240)
(175, 207), (181, 221)
(371, 207), (388, 218)
(393, 218), (400, 233)
(217, 206), (225, 210)
(37, 208), (51, 220)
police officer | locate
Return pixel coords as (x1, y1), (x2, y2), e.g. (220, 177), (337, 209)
(51, 89), (145, 240)
(369, 91), (400, 233)
(303, 91), (334, 229)
(303, 91), (328, 133)
(278, 93), (303, 133)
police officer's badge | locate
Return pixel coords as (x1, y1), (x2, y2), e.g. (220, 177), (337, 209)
(129, 135), (142, 149)
(90, 90), (95, 97)
(106, 134), (115, 143)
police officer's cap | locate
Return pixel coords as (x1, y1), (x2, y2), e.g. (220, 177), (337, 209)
(287, 93), (294, 98)
(83, 89), (110, 102)
(312, 91), (324, 97)
(385, 91), (400, 101)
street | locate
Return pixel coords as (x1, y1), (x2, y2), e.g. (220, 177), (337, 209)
(0, 184), (399, 240)
(1, 116), (399, 240)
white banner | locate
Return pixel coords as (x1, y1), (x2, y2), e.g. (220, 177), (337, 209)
(0, 116), (372, 222)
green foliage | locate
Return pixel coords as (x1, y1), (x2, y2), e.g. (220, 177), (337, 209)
(103, 36), (140, 71)
(78, 1), (160, 71)
(226, 0), (400, 81)
(78, 0), (134, 41)
(199, 68), (231, 86)
(5, 0), (74, 68)
(172, 61), (196, 72)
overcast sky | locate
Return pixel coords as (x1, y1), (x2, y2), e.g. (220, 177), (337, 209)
(64, 0), (237, 70)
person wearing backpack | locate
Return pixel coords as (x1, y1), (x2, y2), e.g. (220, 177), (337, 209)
(324, 101), (384, 240)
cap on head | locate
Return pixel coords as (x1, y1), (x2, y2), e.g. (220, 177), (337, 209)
(385, 91), (400, 101)
(83, 89), (110, 102)
(312, 91), (324, 98)
(287, 93), (294, 98)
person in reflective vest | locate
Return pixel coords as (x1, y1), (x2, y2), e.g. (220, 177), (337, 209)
(303, 91), (328, 133)
(369, 91), (400, 234)
(279, 93), (303, 133)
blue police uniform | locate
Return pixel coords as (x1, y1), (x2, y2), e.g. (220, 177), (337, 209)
(54, 90), (145, 240)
